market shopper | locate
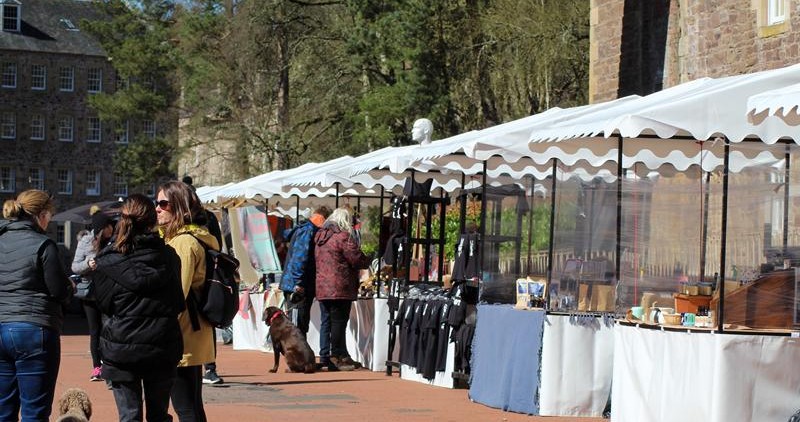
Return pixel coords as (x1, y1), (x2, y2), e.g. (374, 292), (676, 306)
(157, 180), (218, 421)
(280, 205), (332, 367)
(182, 175), (225, 386)
(71, 209), (116, 382)
(0, 189), (73, 421)
(92, 194), (185, 422)
(314, 207), (371, 371)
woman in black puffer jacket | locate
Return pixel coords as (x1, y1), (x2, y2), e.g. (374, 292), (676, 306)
(92, 194), (185, 422)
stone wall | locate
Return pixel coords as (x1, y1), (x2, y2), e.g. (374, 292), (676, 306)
(591, 0), (800, 102)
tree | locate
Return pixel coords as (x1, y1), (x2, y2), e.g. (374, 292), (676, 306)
(83, 0), (181, 187)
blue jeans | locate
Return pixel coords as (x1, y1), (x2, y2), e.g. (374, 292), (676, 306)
(0, 322), (61, 422)
(318, 302), (331, 362)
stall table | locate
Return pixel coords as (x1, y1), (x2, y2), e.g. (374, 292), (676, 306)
(612, 322), (800, 422)
(469, 305), (614, 417)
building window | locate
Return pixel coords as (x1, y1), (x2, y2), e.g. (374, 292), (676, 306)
(56, 225), (64, 244)
(30, 114), (45, 140)
(1, 3), (20, 32)
(88, 68), (102, 93)
(0, 166), (14, 192)
(1, 112), (14, 139)
(59, 66), (74, 92)
(142, 119), (156, 139)
(57, 169), (72, 195)
(87, 117), (101, 143)
(113, 173), (128, 197)
(28, 168), (44, 190)
(1, 62), (15, 88)
(768, 0), (786, 24)
(115, 120), (129, 144)
(58, 116), (73, 142)
(86, 170), (100, 196)
(31, 64), (46, 90)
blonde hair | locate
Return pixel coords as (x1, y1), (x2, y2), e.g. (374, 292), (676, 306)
(326, 207), (353, 235)
(2, 189), (55, 221)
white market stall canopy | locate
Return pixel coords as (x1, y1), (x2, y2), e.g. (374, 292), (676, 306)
(747, 82), (800, 126)
(204, 63), (800, 205)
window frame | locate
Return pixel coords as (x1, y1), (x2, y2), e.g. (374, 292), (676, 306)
(30, 64), (46, 90)
(87, 67), (102, 93)
(1, 62), (16, 88)
(28, 167), (44, 190)
(1, 111), (15, 139)
(30, 114), (45, 140)
(113, 173), (128, 197)
(767, 0), (786, 25)
(59, 66), (74, 92)
(58, 116), (73, 142)
(87, 117), (101, 143)
(1, 4), (20, 33)
(142, 119), (156, 139)
(0, 166), (14, 193)
(57, 169), (73, 195)
(85, 170), (101, 196)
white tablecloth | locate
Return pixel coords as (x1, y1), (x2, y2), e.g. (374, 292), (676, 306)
(232, 291), (394, 372)
(539, 314), (615, 417)
(612, 324), (800, 422)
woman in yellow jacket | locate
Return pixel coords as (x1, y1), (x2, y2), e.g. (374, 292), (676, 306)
(156, 180), (218, 422)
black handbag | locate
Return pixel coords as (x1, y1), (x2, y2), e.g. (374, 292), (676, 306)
(74, 277), (94, 301)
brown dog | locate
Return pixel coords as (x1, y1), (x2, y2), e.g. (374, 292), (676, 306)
(55, 388), (92, 422)
(262, 306), (316, 373)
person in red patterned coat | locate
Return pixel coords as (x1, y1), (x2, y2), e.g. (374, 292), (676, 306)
(314, 207), (371, 371)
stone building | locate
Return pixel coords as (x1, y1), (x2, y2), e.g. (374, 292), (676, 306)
(1, 0), (175, 245)
(590, 0), (799, 102)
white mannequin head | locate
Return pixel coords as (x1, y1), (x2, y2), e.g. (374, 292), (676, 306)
(411, 118), (433, 145)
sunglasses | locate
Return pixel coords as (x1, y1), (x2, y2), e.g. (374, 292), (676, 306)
(155, 199), (170, 209)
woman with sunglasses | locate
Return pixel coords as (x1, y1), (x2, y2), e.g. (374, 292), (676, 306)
(156, 181), (218, 422)
(0, 189), (72, 421)
(92, 194), (185, 422)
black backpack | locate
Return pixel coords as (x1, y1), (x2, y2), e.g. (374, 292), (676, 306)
(182, 234), (241, 330)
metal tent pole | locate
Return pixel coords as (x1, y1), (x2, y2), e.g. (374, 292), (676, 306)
(718, 141), (730, 332)
(376, 185), (385, 297)
(784, 142), (791, 255)
(700, 171), (711, 283)
(546, 160), (558, 308)
(527, 175), (534, 275)
(479, 161), (488, 286)
(615, 136), (624, 296)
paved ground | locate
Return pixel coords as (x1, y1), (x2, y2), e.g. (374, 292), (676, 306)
(52, 314), (603, 421)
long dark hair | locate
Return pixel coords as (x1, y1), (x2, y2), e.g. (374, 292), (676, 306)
(114, 194), (157, 254)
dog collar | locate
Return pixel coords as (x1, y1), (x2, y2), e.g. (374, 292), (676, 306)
(268, 310), (283, 325)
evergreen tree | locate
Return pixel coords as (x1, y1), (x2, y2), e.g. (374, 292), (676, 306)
(82, 0), (180, 187)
